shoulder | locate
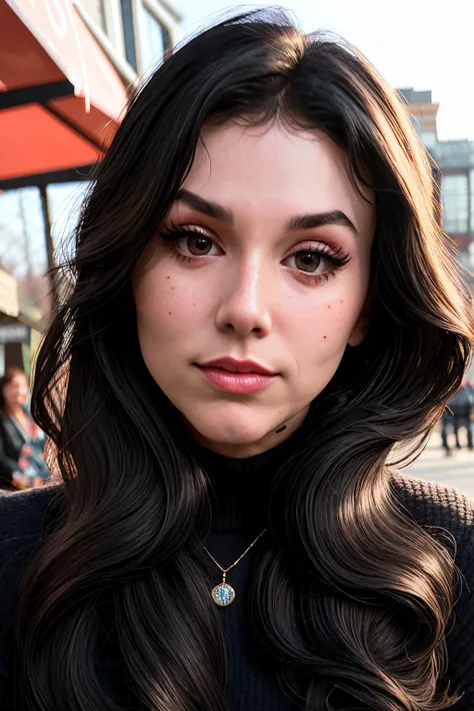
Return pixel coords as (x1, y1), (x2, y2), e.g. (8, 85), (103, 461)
(0, 413), (11, 434)
(390, 472), (473, 577)
(0, 485), (63, 603)
(0, 411), (12, 427)
(390, 472), (474, 537)
(0, 486), (63, 701)
(0, 413), (20, 446)
(390, 471), (474, 588)
(389, 469), (474, 585)
(391, 473), (474, 700)
(0, 484), (62, 541)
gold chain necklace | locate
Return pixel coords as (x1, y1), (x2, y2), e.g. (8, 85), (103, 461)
(203, 529), (266, 607)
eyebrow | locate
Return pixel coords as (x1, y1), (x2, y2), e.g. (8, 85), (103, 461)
(175, 189), (358, 235)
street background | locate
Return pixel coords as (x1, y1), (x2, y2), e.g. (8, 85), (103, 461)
(403, 428), (474, 498)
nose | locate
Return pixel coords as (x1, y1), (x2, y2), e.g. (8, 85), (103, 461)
(215, 255), (272, 339)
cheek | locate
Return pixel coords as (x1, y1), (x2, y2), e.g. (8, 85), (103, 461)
(133, 264), (215, 349)
(284, 288), (365, 380)
(289, 310), (345, 365)
(287, 294), (360, 342)
(135, 270), (188, 337)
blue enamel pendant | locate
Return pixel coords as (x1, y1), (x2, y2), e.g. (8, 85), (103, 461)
(211, 578), (236, 607)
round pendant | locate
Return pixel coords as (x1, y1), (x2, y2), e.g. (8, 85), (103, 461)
(211, 582), (236, 607)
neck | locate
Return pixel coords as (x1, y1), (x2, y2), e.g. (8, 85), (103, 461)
(192, 429), (300, 533)
(6, 404), (23, 417)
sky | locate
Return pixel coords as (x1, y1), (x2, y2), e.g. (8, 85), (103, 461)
(174, 0), (474, 141)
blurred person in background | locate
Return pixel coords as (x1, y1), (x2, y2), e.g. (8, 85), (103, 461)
(0, 367), (49, 490)
(441, 407), (456, 456)
(462, 378), (474, 449)
(0, 9), (474, 711)
(442, 380), (474, 455)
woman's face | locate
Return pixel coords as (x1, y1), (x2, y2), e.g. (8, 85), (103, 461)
(133, 123), (375, 456)
(3, 373), (29, 409)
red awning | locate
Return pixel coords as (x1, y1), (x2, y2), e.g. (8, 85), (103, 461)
(0, 0), (129, 189)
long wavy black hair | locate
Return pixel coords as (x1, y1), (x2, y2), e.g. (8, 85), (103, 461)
(16, 8), (474, 711)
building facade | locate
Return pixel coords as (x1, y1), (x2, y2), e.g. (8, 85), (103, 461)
(77, 0), (181, 81)
(399, 88), (474, 273)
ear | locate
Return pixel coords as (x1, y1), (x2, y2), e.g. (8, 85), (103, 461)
(348, 297), (371, 347)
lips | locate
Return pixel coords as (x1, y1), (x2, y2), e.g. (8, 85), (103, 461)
(198, 357), (275, 376)
(195, 357), (277, 394)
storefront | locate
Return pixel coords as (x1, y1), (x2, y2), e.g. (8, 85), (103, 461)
(0, 0), (129, 316)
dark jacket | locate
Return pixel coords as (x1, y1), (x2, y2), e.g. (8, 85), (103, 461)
(0, 413), (26, 489)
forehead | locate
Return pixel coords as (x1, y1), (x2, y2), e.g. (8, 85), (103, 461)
(182, 122), (374, 233)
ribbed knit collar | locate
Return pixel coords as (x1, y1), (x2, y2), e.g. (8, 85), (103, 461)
(192, 434), (297, 534)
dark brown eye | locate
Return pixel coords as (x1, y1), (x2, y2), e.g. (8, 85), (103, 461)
(159, 226), (221, 258)
(292, 251), (324, 273)
(187, 235), (213, 255)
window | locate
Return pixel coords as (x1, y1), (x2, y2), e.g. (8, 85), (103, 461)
(119, 0), (171, 75)
(442, 174), (469, 234)
(136, 2), (170, 76)
(138, 6), (163, 73)
(120, 0), (138, 71)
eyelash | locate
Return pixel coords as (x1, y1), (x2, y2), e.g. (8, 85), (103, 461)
(158, 224), (351, 285)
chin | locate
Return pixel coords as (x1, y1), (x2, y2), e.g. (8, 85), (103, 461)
(186, 406), (275, 448)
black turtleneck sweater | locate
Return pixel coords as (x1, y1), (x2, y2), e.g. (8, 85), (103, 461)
(195, 441), (295, 710)
(0, 442), (473, 710)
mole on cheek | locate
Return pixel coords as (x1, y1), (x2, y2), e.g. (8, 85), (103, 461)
(168, 312), (172, 315)
(166, 276), (170, 280)
(323, 335), (327, 340)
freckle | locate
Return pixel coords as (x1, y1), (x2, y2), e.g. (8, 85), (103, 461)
(171, 286), (174, 290)
(327, 305), (331, 309)
(168, 312), (172, 315)
(193, 303), (196, 307)
(166, 276), (170, 280)
(323, 335), (327, 339)
(340, 300), (344, 304)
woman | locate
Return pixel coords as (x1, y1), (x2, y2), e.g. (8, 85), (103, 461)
(0, 10), (473, 710)
(0, 367), (49, 490)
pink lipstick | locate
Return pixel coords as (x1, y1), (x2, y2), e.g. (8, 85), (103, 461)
(196, 357), (277, 394)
